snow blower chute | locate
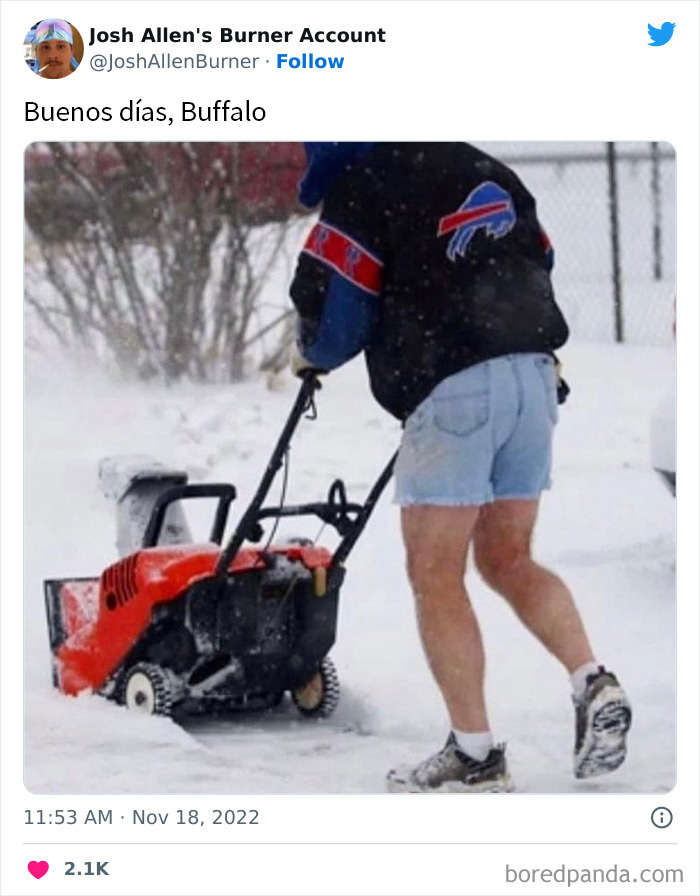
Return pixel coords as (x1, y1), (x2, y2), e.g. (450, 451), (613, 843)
(44, 373), (395, 719)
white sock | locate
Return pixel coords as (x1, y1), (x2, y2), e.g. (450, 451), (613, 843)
(570, 662), (601, 699)
(452, 729), (494, 761)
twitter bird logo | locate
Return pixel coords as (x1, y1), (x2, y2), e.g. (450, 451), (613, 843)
(648, 22), (676, 46)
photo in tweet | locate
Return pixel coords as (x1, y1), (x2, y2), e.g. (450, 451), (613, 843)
(23, 140), (676, 796)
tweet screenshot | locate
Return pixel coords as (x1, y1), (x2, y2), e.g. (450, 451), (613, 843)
(1, 0), (698, 893)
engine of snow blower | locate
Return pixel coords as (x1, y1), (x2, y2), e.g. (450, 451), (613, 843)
(44, 374), (395, 721)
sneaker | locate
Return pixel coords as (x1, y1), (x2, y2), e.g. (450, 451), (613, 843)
(386, 734), (515, 793)
(574, 667), (631, 779)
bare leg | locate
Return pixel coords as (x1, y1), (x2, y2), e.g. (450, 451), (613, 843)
(401, 504), (486, 732)
(473, 499), (595, 673)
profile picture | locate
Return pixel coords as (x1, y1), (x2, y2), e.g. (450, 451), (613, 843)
(24, 19), (84, 79)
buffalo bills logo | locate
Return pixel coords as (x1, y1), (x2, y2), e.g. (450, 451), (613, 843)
(303, 221), (384, 295)
(311, 225), (330, 255)
(437, 182), (517, 261)
(344, 245), (362, 278)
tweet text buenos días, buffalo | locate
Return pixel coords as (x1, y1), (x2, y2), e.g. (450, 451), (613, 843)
(25, 100), (267, 124)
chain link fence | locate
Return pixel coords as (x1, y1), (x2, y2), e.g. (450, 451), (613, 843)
(476, 142), (676, 346)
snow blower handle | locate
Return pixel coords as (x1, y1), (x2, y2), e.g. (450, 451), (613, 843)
(329, 451), (396, 578)
(142, 483), (238, 548)
(214, 372), (322, 579)
(254, 478), (362, 537)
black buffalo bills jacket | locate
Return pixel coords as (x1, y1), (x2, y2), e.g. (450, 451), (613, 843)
(289, 142), (569, 421)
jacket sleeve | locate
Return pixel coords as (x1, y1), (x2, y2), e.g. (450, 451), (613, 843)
(289, 171), (386, 370)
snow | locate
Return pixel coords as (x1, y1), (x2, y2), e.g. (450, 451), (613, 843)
(24, 342), (676, 794)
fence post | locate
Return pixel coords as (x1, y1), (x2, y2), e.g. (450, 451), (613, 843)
(650, 141), (663, 280)
(606, 141), (624, 343)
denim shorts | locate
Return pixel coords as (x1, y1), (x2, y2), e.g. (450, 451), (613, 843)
(394, 353), (559, 506)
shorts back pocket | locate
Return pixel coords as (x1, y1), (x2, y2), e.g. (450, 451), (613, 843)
(432, 366), (490, 437)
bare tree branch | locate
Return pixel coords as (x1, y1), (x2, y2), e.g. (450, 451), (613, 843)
(25, 142), (307, 382)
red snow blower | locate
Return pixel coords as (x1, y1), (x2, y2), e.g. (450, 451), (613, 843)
(44, 373), (395, 719)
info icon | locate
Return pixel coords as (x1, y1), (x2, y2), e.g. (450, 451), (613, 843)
(651, 807), (673, 829)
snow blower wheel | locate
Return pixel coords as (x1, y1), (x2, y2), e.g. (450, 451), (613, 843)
(291, 657), (340, 718)
(122, 663), (173, 717)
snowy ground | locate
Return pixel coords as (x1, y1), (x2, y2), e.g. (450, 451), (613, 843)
(24, 342), (676, 794)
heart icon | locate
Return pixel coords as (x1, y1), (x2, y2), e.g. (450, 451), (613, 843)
(28, 861), (49, 879)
